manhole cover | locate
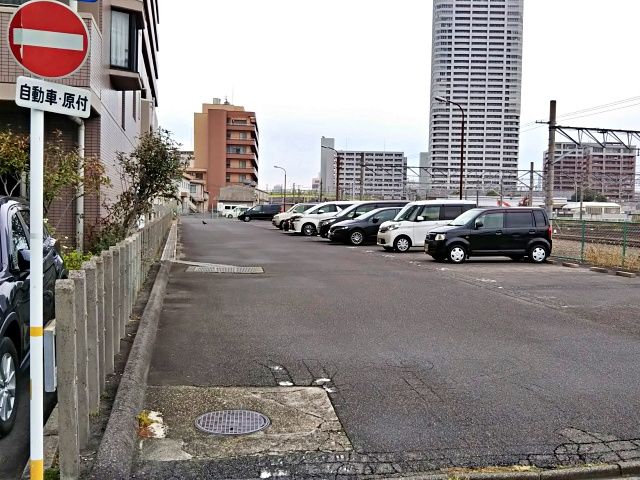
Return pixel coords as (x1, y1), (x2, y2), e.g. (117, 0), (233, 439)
(186, 265), (264, 274)
(194, 410), (270, 435)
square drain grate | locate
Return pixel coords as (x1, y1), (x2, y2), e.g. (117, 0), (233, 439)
(186, 265), (264, 274)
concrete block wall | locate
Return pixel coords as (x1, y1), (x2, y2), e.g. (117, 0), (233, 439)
(54, 211), (173, 479)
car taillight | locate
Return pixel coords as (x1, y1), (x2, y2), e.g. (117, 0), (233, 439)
(548, 225), (552, 238)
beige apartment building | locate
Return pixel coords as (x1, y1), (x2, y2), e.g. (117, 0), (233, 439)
(0, 0), (160, 249)
(193, 99), (259, 210)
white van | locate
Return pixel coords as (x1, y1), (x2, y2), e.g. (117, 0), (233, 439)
(377, 200), (476, 252)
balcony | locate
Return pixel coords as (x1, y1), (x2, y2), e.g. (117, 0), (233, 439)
(226, 167), (258, 177)
(227, 123), (258, 134)
(227, 138), (258, 151)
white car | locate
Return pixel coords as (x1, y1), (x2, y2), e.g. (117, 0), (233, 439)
(290, 201), (356, 236)
(225, 206), (249, 218)
(272, 202), (317, 229)
(377, 200), (476, 252)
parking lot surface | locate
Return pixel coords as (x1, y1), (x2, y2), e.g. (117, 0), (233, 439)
(137, 216), (640, 477)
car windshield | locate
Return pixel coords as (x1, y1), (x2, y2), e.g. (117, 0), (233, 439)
(289, 204), (309, 213)
(357, 208), (391, 221)
(334, 203), (359, 219)
(448, 208), (485, 226)
(395, 204), (422, 222)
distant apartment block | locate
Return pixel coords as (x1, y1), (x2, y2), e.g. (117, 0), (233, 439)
(0, 0), (160, 249)
(428, 0), (524, 194)
(544, 142), (637, 201)
(194, 99), (259, 209)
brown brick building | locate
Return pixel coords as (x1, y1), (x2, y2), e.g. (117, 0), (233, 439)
(0, 0), (160, 249)
(193, 99), (259, 210)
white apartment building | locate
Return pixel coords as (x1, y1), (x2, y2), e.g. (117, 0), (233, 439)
(320, 138), (408, 198)
(427, 0), (524, 194)
(338, 150), (408, 199)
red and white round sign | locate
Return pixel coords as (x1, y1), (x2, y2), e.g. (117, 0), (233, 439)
(8, 0), (89, 79)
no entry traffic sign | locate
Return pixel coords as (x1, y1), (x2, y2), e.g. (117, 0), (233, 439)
(8, 0), (89, 78)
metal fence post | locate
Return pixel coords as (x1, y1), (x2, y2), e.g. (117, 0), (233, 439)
(68, 270), (90, 449)
(580, 220), (586, 262)
(54, 280), (79, 479)
(81, 260), (100, 414)
(622, 220), (628, 269)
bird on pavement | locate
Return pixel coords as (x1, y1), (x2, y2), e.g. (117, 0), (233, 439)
(202, 220), (207, 225)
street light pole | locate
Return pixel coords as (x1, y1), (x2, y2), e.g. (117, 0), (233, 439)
(321, 145), (340, 200)
(274, 166), (286, 211)
(435, 96), (465, 200)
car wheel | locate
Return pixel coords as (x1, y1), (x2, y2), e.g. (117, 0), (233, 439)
(349, 229), (364, 246)
(283, 223), (290, 231)
(528, 244), (548, 263)
(302, 223), (316, 236)
(243, 216), (251, 222)
(227, 214), (233, 218)
(0, 337), (19, 437)
(393, 236), (411, 253)
(447, 244), (467, 264)
(277, 223), (283, 229)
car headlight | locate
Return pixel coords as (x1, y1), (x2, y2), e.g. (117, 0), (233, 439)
(435, 233), (446, 241)
(387, 224), (399, 231)
(334, 225), (347, 230)
(290, 215), (302, 221)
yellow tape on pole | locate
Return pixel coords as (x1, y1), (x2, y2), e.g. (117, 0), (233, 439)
(30, 459), (44, 479)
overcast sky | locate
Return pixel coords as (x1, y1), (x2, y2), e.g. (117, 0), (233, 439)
(158, 0), (640, 190)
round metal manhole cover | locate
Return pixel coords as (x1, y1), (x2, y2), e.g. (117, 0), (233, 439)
(194, 410), (270, 435)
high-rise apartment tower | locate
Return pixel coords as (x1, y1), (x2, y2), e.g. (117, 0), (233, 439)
(427, 0), (524, 195)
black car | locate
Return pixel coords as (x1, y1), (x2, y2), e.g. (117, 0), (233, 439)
(238, 204), (281, 222)
(0, 197), (65, 436)
(318, 200), (408, 238)
(424, 207), (552, 264)
(328, 207), (403, 245)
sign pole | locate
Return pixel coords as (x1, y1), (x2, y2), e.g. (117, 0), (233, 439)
(29, 108), (45, 480)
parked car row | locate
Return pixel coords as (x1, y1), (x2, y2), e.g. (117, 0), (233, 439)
(268, 199), (553, 264)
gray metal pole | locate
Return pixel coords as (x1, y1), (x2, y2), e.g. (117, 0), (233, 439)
(359, 152), (365, 200)
(545, 100), (557, 217)
(529, 161), (534, 206)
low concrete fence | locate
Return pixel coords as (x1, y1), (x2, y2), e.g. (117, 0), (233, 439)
(53, 211), (173, 478)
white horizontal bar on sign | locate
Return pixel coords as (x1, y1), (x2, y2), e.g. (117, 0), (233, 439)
(13, 28), (84, 51)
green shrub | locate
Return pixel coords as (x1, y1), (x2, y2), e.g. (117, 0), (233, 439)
(62, 250), (93, 270)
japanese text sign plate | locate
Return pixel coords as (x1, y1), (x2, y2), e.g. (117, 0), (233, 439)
(16, 76), (90, 118)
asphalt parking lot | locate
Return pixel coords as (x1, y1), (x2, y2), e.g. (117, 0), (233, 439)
(138, 216), (640, 476)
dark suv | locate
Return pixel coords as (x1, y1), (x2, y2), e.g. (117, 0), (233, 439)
(0, 197), (65, 436)
(238, 204), (281, 222)
(318, 200), (408, 238)
(424, 207), (552, 264)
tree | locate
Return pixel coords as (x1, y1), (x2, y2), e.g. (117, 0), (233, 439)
(0, 129), (109, 214)
(94, 129), (188, 250)
(0, 130), (29, 198)
(570, 188), (607, 203)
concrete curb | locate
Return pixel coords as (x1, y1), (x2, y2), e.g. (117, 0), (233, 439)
(89, 224), (176, 480)
(615, 270), (637, 278)
(561, 261), (580, 268)
(387, 462), (632, 479)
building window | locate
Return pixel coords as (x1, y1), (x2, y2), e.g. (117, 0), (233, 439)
(227, 146), (246, 154)
(239, 160), (247, 168)
(111, 10), (138, 70)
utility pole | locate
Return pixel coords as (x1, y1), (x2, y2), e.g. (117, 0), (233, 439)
(359, 152), (365, 200)
(545, 100), (557, 217)
(529, 161), (534, 206)
(319, 179), (323, 201)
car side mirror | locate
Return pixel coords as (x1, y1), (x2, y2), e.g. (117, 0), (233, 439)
(18, 249), (30, 272)
(372, 217), (379, 224)
(475, 220), (484, 229)
(416, 216), (424, 222)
